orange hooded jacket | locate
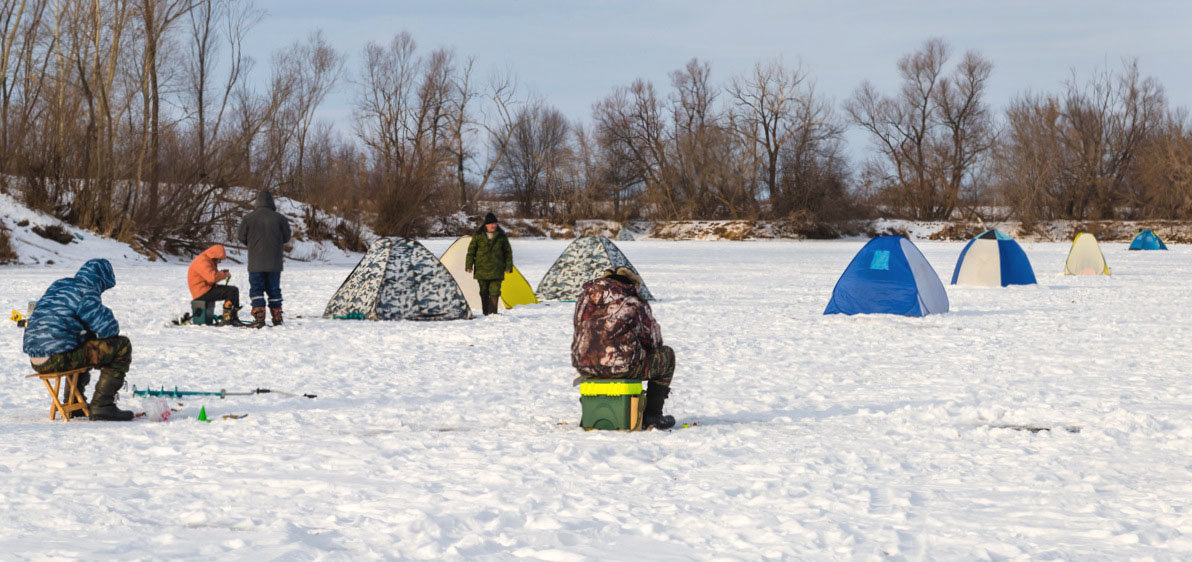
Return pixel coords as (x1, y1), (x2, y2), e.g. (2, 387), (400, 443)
(188, 245), (228, 298)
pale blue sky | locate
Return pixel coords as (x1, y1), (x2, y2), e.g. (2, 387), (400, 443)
(247, 0), (1192, 144)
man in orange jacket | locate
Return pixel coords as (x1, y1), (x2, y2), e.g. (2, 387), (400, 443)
(188, 245), (246, 326)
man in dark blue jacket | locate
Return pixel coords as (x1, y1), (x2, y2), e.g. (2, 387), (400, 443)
(237, 190), (292, 327)
(23, 259), (135, 421)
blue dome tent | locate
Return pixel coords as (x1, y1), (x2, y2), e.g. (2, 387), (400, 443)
(951, 230), (1037, 287)
(824, 236), (949, 317)
(1128, 229), (1167, 250)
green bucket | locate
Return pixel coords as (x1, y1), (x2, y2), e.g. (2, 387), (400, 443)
(580, 379), (645, 431)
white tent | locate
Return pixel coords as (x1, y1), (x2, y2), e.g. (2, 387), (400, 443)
(438, 236), (539, 311)
(1063, 233), (1110, 276)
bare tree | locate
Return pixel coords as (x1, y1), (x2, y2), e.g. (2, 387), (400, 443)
(1130, 114), (1192, 219)
(276, 30), (343, 196)
(134, 0), (197, 224)
(446, 60), (523, 213)
(992, 60), (1167, 221)
(184, 0), (259, 183)
(728, 58), (807, 215)
(354, 32), (456, 235)
(592, 79), (673, 218)
(847, 38), (993, 220)
(494, 102), (570, 216)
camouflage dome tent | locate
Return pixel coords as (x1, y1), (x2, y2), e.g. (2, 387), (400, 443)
(324, 237), (473, 321)
(536, 236), (654, 301)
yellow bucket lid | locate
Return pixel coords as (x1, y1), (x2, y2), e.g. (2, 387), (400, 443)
(580, 380), (643, 396)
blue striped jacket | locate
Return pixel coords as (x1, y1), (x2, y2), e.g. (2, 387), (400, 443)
(22, 259), (120, 357)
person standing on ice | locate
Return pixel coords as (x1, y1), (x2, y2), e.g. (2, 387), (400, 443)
(237, 189), (292, 328)
(187, 244), (247, 326)
(572, 267), (676, 429)
(464, 212), (513, 316)
(22, 259), (135, 421)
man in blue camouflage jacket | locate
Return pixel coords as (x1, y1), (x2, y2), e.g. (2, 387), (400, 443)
(23, 259), (135, 421)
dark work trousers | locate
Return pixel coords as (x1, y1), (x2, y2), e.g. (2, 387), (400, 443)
(249, 271), (282, 309)
(196, 284), (240, 309)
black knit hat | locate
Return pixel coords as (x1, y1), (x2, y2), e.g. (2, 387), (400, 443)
(483, 212), (498, 225)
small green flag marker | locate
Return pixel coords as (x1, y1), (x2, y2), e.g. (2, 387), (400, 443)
(197, 406), (211, 423)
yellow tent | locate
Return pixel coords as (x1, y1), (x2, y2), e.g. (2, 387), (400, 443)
(1063, 232), (1111, 275)
(438, 236), (539, 310)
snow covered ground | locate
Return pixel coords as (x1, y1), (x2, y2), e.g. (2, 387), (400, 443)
(1, 239), (1190, 559)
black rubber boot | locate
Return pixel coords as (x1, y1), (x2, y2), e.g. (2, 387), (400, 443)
(487, 296), (500, 315)
(642, 382), (675, 430)
(481, 296), (493, 315)
(68, 371), (91, 418)
(88, 371), (134, 421)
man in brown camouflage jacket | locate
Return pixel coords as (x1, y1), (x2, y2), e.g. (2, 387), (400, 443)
(572, 267), (675, 429)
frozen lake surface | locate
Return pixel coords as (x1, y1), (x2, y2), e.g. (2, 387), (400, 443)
(1, 239), (1190, 559)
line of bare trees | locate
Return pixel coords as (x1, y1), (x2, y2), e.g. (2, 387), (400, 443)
(2, 3), (1191, 253)
(0, 0), (357, 253)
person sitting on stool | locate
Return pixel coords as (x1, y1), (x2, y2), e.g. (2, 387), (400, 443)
(188, 244), (246, 326)
(24, 259), (135, 421)
(571, 267), (676, 429)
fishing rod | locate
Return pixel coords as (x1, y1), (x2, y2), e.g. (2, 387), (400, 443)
(131, 385), (316, 399)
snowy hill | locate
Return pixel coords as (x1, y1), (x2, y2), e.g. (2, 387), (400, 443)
(0, 193), (153, 266)
(0, 192), (373, 267)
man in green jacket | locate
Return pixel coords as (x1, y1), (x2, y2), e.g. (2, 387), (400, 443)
(465, 212), (514, 315)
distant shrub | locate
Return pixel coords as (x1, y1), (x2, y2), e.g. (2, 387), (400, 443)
(868, 225), (910, 239)
(928, 223), (984, 241)
(333, 221), (368, 253)
(302, 208), (332, 242)
(32, 224), (73, 244)
(0, 223), (17, 263)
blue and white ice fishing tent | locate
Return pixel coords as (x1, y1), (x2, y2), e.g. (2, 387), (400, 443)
(1128, 229), (1167, 250)
(951, 230), (1037, 287)
(824, 235), (949, 317)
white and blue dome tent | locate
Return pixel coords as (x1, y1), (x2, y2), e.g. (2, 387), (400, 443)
(950, 229), (1037, 287)
(824, 235), (949, 317)
(1128, 229), (1167, 251)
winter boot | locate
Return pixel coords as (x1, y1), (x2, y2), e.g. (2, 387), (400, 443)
(642, 382), (675, 430)
(221, 301), (247, 327)
(486, 296), (500, 315)
(88, 371), (134, 421)
(250, 306), (267, 328)
(68, 370), (91, 418)
(480, 296), (493, 315)
(270, 307), (283, 326)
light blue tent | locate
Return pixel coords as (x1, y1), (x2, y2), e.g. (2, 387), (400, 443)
(824, 236), (949, 317)
(951, 230), (1037, 286)
(1128, 229), (1167, 250)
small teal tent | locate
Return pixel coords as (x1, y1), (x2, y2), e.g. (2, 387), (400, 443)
(951, 230), (1037, 286)
(825, 236), (949, 317)
(1128, 229), (1167, 250)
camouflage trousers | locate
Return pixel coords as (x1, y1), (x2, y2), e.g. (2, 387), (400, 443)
(624, 345), (675, 387)
(31, 336), (132, 379)
(477, 279), (502, 297)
